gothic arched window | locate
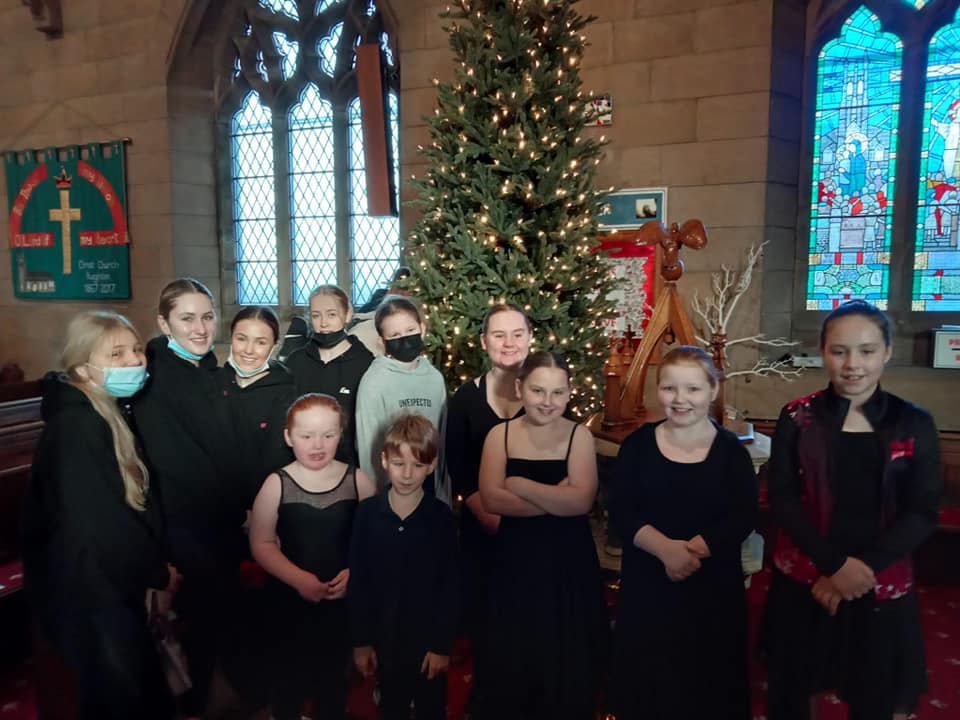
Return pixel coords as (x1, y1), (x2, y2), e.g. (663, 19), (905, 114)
(807, 7), (902, 310)
(217, 0), (400, 308)
(803, 1), (960, 320)
(915, 7), (960, 310)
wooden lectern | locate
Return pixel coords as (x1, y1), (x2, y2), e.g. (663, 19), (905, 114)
(590, 219), (707, 443)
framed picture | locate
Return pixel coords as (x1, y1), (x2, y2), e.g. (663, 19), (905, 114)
(584, 94), (612, 127)
(594, 188), (668, 335)
(597, 187), (667, 230)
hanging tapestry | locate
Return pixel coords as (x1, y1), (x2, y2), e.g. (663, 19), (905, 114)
(5, 141), (130, 299)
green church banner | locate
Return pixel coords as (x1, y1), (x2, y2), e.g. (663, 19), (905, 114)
(5, 142), (130, 299)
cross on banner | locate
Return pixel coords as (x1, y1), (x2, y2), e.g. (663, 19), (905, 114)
(48, 168), (80, 274)
(4, 142), (132, 299)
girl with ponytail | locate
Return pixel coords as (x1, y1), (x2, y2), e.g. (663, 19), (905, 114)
(22, 311), (179, 720)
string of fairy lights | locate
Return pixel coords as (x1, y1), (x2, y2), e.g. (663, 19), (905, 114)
(404, 0), (618, 418)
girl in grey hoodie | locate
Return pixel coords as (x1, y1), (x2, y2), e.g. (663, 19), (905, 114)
(355, 295), (448, 498)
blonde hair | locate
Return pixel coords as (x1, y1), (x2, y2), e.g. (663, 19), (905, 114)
(62, 311), (150, 510)
(308, 285), (351, 315)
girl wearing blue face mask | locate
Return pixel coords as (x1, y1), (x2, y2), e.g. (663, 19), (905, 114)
(22, 311), (181, 720)
(133, 277), (241, 719)
(220, 306), (297, 510)
(216, 306), (297, 713)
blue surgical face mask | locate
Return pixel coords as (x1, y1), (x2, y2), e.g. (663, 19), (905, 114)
(227, 350), (272, 379)
(88, 364), (149, 398)
(167, 336), (208, 361)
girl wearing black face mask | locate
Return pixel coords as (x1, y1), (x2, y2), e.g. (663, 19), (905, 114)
(285, 285), (374, 465)
(355, 295), (449, 497)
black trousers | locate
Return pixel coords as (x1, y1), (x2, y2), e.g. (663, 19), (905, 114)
(462, 555), (495, 719)
(377, 652), (447, 720)
(167, 525), (241, 717)
(51, 604), (173, 720)
(270, 608), (349, 720)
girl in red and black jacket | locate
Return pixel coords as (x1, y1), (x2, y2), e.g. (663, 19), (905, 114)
(761, 300), (942, 720)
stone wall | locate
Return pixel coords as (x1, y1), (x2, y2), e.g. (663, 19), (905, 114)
(1, 0), (958, 427)
(0, 0), (213, 377)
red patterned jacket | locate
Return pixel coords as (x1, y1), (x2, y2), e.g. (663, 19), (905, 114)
(769, 385), (942, 600)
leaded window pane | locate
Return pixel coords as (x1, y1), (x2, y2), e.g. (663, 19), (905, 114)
(348, 94), (400, 306)
(318, 23), (343, 77)
(259, 0), (298, 20)
(290, 84), (338, 305)
(225, 0), (400, 308)
(273, 31), (299, 81)
(231, 91), (278, 305)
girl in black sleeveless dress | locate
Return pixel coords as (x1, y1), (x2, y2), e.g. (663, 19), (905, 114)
(479, 352), (607, 720)
(249, 394), (376, 720)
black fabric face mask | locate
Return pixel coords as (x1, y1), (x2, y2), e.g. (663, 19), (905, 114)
(311, 329), (348, 348)
(385, 333), (424, 362)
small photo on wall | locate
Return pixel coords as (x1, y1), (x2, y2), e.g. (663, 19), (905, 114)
(584, 94), (612, 126)
(598, 187), (667, 230)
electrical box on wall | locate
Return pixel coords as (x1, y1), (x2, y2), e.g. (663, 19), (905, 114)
(932, 328), (960, 369)
(792, 354), (824, 368)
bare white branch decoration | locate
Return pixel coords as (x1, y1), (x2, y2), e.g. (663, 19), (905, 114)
(691, 241), (803, 412)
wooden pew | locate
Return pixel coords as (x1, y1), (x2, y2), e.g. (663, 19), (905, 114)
(0, 381), (41, 681)
(0, 380), (42, 598)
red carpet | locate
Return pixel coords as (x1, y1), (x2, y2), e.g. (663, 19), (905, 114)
(1, 569), (958, 719)
(745, 570), (960, 719)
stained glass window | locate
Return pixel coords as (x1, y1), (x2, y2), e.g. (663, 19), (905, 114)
(349, 94), (400, 306)
(223, 0), (400, 307)
(230, 92), (278, 305)
(915, 10), (960, 311)
(807, 7), (902, 310)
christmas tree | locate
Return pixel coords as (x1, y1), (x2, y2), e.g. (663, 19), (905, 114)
(404, 0), (617, 418)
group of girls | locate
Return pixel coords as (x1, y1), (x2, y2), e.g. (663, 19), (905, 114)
(20, 274), (942, 720)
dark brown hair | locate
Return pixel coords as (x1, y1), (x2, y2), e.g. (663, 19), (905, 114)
(374, 294), (423, 337)
(231, 306), (280, 343)
(820, 299), (892, 348)
(657, 346), (720, 388)
(381, 413), (439, 464)
(517, 350), (570, 384)
(158, 278), (214, 320)
(482, 303), (533, 335)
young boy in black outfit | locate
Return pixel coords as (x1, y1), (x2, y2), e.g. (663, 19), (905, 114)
(348, 414), (459, 720)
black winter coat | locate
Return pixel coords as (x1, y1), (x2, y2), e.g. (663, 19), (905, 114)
(284, 336), (373, 464)
(216, 361), (297, 508)
(22, 374), (169, 622)
(133, 337), (243, 545)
